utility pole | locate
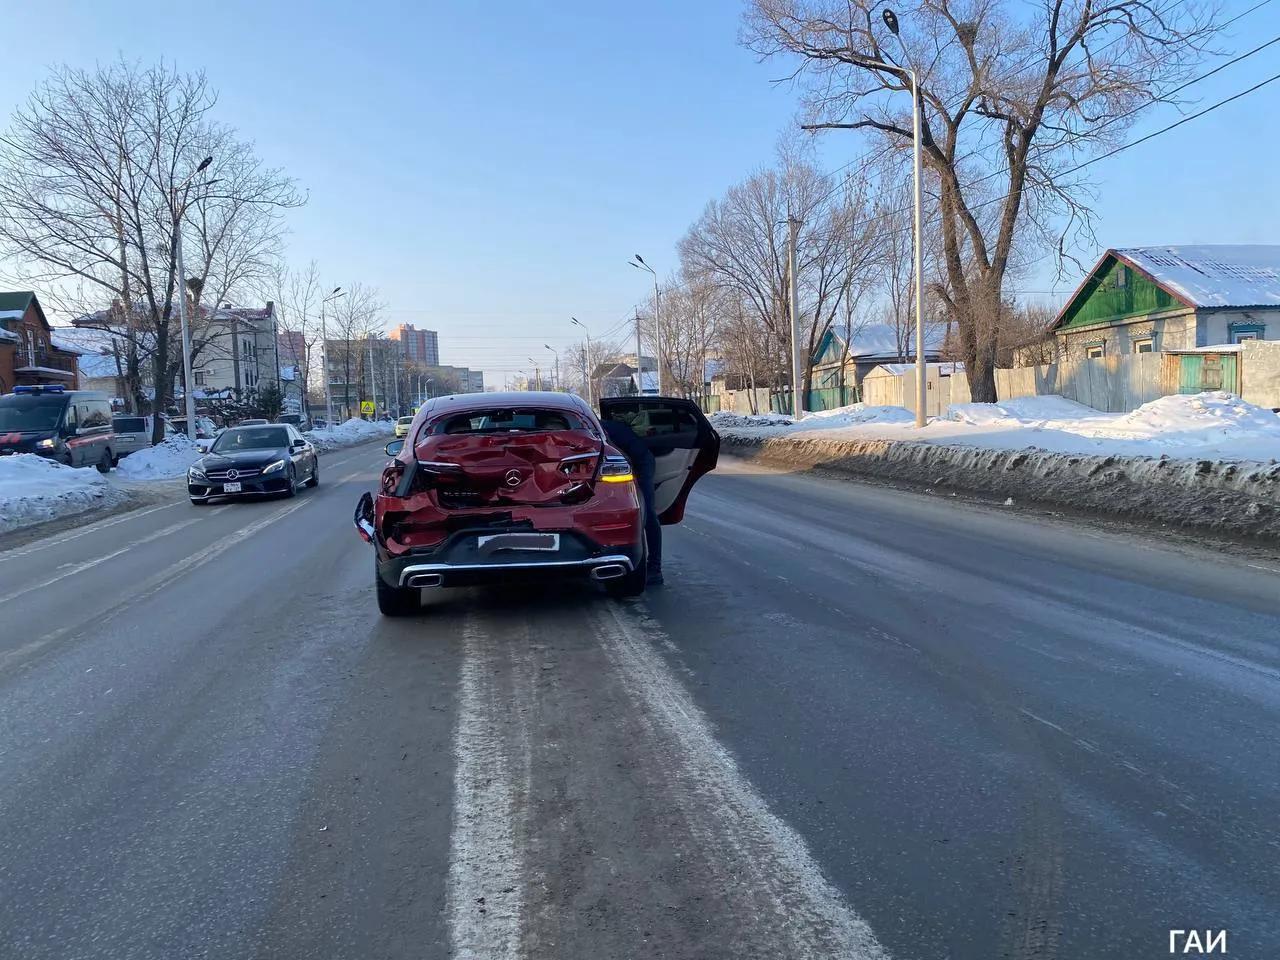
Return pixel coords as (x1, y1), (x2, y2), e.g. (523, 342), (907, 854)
(367, 336), (377, 417)
(787, 216), (803, 420)
(392, 346), (400, 415)
(571, 317), (592, 406)
(320, 287), (343, 425)
(635, 313), (644, 394)
(629, 255), (663, 394)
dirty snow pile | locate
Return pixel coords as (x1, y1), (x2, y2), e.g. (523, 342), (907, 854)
(0, 454), (123, 533)
(716, 392), (1280, 462)
(708, 411), (794, 429)
(304, 417), (394, 452)
(115, 434), (204, 480)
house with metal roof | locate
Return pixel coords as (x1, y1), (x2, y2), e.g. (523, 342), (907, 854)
(1051, 245), (1280, 361)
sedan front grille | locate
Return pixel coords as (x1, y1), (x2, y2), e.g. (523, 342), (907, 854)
(207, 468), (262, 480)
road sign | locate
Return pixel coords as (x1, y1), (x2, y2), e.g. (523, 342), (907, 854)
(360, 400), (375, 416)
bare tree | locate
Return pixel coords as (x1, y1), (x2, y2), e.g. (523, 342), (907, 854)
(326, 283), (383, 420)
(0, 61), (302, 439)
(681, 157), (884, 403)
(262, 260), (325, 417)
(745, 0), (1217, 401)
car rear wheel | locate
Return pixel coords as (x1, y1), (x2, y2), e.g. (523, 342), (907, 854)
(307, 460), (319, 487)
(605, 563), (647, 598)
(282, 465), (297, 498)
(376, 566), (420, 616)
(96, 450), (113, 474)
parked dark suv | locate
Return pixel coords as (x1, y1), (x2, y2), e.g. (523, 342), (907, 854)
(0, 385), (116, 471)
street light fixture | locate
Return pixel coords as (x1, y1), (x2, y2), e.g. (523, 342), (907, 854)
(320, 286), (344, 424)
(628, 255), (663, 394)
(570, 316), (593, 406)
(173, 155), (215, 440)
(543, 344), (560, 391)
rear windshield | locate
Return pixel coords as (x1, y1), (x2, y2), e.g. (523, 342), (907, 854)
(0, 394), (67, 432)
(430, 408), (585, 435)
(397, 416), (414, 425)
(112, 417), (147, 433)
(211, 426), (289, 451)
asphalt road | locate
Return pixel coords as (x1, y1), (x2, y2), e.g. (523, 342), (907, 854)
(2, 445), (1278, 959)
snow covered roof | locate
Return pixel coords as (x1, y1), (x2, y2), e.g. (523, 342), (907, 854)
(0, 327), (16, 342)
(1114, 245), (1280, 308)
(632, 370), (659, 393)
(867, 361), (965, 378)
(817, 322), (947, 362)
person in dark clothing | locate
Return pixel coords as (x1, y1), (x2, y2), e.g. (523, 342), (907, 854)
(601, 416), (663, 585)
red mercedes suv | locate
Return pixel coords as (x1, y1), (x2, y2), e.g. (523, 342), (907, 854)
(354, 391), (719, 615)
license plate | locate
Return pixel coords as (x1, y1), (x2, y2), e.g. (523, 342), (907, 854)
(222, 481), (242, 493)
(476, 532), (560, 552)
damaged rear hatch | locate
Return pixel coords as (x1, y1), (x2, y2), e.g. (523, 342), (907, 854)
(412, 406), (602, 508)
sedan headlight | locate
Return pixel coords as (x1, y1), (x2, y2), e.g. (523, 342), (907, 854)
(36, 438), (57, 450)
(188, 465), (208, 481)
(261, 459), (287, 475)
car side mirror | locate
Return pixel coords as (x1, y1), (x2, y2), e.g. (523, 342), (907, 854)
(385, 438), (404, 457)
(292, 439), (306, 450)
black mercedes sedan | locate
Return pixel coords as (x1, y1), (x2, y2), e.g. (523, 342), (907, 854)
(187, 424), (318, 504)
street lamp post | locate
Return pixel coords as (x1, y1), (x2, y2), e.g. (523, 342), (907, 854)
(528, 357), (541, 391)
(629, 255), (662, 395)
(570, 317), (592, 406)
(320, 287), (343, 424)
(881, 9), (927, 427)
(544, 345), (560, 390)
(173, 155), (214, 440)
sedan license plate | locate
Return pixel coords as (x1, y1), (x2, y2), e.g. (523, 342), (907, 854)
(222, 481), (242, 493)
(476, 532), (560, 553)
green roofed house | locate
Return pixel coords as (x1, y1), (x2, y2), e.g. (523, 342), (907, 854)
(1051, 245), (1280, 361)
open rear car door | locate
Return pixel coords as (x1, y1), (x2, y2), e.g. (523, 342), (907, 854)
(598, 396), (719, 524)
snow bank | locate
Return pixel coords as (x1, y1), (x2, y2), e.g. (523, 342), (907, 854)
(709, 411), (794, 430)
(716, 392), (1280, 462)
(115, 434), (203, 480)
(805, 403), (917, 426)
(723, 432), (1280, 539)
(0, 455), (124, 534)
(304, 417), (394, 452)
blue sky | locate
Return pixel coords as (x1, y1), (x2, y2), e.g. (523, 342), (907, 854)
(5, 0), (1280, 386)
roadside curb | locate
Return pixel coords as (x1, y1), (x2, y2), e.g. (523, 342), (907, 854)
(719, 432), (1280, 541)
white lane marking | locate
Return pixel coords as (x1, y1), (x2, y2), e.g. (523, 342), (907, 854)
(0, 517), (203, 604)
(2, 498), (313, 672)
(0, 501), (183, 563)
(595, 603), (889, 960)
(448, 616), (524, 960)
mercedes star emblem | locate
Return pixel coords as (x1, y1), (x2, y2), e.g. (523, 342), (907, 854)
(503, 469), (522, 487)
(226, 469), (239, 480)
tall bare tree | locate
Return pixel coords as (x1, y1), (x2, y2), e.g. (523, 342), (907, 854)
(326, 283), (383, 420)
(745, 0), (1218, 401)
(0, 61), (302, 439)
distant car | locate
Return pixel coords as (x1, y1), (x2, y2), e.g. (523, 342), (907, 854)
(276, 413), (311, 431)
(170, 416), (219, 440)
(238, 418), (269, 427)
(0, 385), (116, 472)
(394, 415), (413, 439)
(311, 418), (329, 430)
(111, 415), (174, 460)
(187, 424), (319, 504)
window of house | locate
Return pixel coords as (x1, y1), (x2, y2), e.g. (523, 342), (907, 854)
(1229, 321), (1264, 343)
(1133, 338), (1155, 354)
(1085, 342), (1105, 359)
(1115, 266), (1128, 288)
(194, 371), (206, 386)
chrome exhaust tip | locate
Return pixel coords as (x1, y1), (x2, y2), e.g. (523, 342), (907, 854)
(406, 572), (444, 588)
(591, 563), (627, 581)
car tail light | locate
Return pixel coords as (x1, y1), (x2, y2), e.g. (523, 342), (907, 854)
(599, 456), (633, 483)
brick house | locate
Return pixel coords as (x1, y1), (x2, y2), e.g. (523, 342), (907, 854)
(0, 292), (81, 393)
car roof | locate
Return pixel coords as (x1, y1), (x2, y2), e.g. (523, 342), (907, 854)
(423, 391), (591, 419)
